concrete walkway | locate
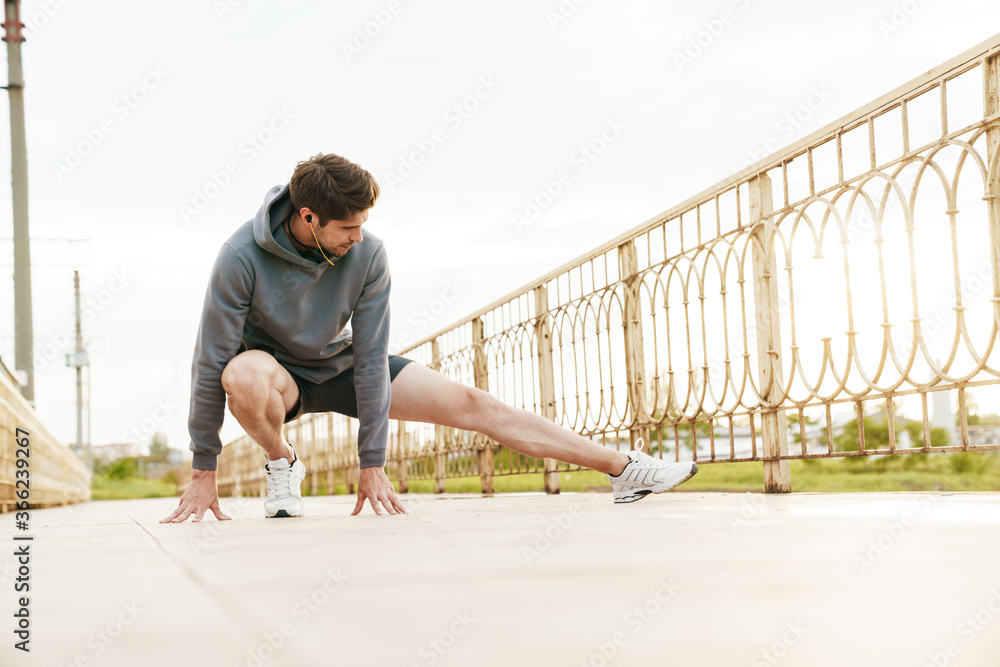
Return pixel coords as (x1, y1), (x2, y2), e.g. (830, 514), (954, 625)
(2, 491), (999, 667)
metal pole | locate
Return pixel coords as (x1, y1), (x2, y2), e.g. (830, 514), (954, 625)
(618, 240), (651, 452)
(73, 271), (91, 474)
(532, 286), (560, 493)
(3, 0), (33, 403)
(749, 173), (791, 493)
(985, 54), (1000, 343)
(75, 272), (82, 449)
(86, 359), (92, 475)
(431, 339), (446, 493)
(471, 316), (493, 495)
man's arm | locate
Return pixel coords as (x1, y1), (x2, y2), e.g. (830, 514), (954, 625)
(351, 242), (392, 469)
(187, 243), (254, 471)
(348, 243), (407, 515)
(162, 243), (252, 523)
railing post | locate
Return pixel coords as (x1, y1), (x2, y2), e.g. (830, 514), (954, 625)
(326, 414), (335, 494)
(431, 339), (447, 493)
(471, 317), (494, 495)
(259, 433), (268, 497)
(396, 419), (409, 494)
(533, 286), (560, 493)
(343, 415), (356, 495)
(985, 53), (1000, 333)
(308, 418), (318, 496)
(618, 240), (651, 451)
(345, 465), (356, 495)
(749, 173), (791, 493)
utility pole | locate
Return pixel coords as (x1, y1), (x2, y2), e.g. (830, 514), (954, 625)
(3, 0), (33, 403)
(67, 271), (90, 474)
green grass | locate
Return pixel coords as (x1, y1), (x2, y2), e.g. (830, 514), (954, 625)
(92, 475), (178, 501)
(98, 452), (1000, 500)
(383, 452), (1000, 495)
(790, 453), (1000, 492)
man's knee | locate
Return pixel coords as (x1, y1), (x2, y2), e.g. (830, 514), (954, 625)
(221, 350), (275, 404)
(459, 386), (503, 432)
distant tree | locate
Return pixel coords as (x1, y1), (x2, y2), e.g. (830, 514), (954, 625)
(652, 419), (710, 454)
(148, 432), (171, 463)
(836, 415), (949, 452)
(902, 421), (951, 448)
(786, 413), (819, 445)
(961, 391), (1000, 425)
(93, 457), (111, 476)
(967, 413), (1000, 426)
(835, 416), (890, 452)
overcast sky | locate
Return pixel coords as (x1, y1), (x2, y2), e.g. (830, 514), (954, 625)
(0, 0), (996, 458)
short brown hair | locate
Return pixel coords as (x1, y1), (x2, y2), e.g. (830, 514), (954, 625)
(289, 153), (380, 227)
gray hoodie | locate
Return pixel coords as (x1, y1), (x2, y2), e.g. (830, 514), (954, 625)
(188, 183), (391, 471)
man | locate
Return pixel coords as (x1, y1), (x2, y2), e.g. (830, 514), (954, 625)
(161, 153), (698, 524)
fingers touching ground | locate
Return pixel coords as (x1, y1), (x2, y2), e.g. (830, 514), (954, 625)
(210, 499), (232, 521)
(350, 489), (408, 516)
(159, 498), (231, 524)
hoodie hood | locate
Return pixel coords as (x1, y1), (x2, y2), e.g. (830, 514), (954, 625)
(253, 183), (327, 269)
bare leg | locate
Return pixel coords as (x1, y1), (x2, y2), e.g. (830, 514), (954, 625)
(389, 362), (630, 476)
(221, 350), (298, 462)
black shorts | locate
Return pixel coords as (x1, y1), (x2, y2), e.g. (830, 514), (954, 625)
(282, 355), (415, 423)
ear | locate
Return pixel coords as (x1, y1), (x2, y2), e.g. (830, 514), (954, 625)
(299, 207), (315, 224)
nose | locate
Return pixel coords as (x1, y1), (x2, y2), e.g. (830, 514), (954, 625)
(351, 228), (363, 244)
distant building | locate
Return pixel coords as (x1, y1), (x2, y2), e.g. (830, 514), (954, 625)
(144, 449), (185, 481)
(969, 425), (1000, 447)
(90, 442), (141, 464)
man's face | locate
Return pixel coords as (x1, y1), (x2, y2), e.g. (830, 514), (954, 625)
(308, 209), (368, 258)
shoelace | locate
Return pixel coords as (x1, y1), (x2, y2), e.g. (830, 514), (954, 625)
(629, 438), (662, 469)
(266, 460), (293, 497)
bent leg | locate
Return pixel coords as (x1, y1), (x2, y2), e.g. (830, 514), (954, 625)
(389, 362), (630, 475)
(221, 350), (299, 462)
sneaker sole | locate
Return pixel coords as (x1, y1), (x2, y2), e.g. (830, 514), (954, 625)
(613, 462), (699, 504)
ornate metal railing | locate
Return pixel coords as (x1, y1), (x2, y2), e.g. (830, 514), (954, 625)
(0, 362), (90, 511)
(210, 33), (1000, 497)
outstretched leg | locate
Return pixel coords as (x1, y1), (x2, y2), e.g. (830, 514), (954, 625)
(388, 362), (630, 476)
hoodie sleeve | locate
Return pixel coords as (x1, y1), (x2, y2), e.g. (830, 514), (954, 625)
(188, 243), (254, 471)
(351, 242), (392, 468)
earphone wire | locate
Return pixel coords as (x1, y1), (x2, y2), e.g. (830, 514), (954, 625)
(306, 219), (337, 266)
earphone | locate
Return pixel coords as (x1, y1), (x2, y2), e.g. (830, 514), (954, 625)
(306, 214), (313, 223)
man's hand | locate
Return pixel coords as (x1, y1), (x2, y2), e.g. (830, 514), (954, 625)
(160, 469), (232, 523)
(351, 466), (408, 516)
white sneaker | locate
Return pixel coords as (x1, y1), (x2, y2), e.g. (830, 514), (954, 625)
(608, 439), (698, 503)
(264, 443), (306, 518)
